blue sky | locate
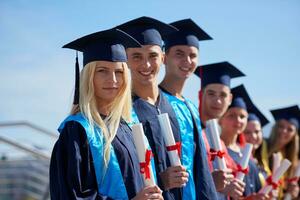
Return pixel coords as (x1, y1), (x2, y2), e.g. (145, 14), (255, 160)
(1, 0), (299, 141)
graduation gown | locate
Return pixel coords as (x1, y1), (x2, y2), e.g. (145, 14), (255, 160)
(132, 89), (182, 200)
(50, 113), (144, 200)
(227, 148), (262, 197)
(161, 88), (218, 200)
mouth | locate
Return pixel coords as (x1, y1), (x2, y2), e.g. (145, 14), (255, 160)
(179, 66), (192, 72)
(103, 87), (119, 90)
(139, 70), (153, 76)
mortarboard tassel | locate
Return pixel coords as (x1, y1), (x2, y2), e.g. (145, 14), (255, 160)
(73, 51), (80, 105)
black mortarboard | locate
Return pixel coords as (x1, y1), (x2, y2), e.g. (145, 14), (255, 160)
(270, 105), (300, 129)
(163, 18), (212, 51)
(194, 61), (245, 89)
(230, 85), (269, 127)
(116, 16), (178, 47)
(63, 28), (142, 65)
(63, 28), (142, 104)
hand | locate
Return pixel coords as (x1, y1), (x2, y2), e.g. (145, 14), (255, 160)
(132, 185), (163, 200)
(242, 193), (269, 200)
(221, 178), (245, 199)
(268, 189), (279, 199)
(159, 165), (189, 190)
(212, 169), (234, 191)
(287, 181), (299, 199)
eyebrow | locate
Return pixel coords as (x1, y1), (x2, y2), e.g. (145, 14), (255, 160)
(175, 49), (185, 54)
(131, 52), (143, 57)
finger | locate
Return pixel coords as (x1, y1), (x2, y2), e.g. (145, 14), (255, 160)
(173, 171), (189, 178)
(147, 193), (162, 199)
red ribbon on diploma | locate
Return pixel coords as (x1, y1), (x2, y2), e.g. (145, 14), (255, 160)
(286, 176), (299, 183)
(209, 148), (225, 161)
(236, 164), (249, 175)
(166, 142), (181, 158)
(140, 149), (153, 179)
(266, 176), (282, 189)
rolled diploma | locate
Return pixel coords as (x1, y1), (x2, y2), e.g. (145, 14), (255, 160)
(236, 143), (253, 181)
(157, 113), (181, 166)
(206, 119), (227, 170)
(260, 159), (291, 194)
(283, 162), (300, 200)
(132, 123), (155, 186)
(272, 152), (281, 172)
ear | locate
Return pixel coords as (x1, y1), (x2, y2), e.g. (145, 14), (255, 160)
(228, 92), (233, 105)
(162, 52), (167, 65)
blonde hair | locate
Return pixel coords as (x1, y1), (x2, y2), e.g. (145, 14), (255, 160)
(268, 122), (299, 176)
(71, 61), (132, 166)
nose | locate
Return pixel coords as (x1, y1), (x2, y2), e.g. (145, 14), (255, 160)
(144, 60), (151, 68)
(184, 56), (192, 65)
(108, 71), (117, 83)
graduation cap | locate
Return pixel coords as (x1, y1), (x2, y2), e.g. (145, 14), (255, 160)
(116, 16), (178, 47)
(63, 28), (142, 104)
(194, 61), (245, 89)
(230, 85), (269, 127)
(163, 18), (212, 51)
(270, 105), (300, 129)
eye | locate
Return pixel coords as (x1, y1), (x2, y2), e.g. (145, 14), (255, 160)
(115, 69), (124, 74)
(175, 51), (184, 57)
(132, 54), (142, 61)
(96, 68), (107, 73)
(190, 53), (197, 59)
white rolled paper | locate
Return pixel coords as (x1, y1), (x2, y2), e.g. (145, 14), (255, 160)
(259, 159), (291, 194)
(236, 143), (253, 181)
(131, 123), (156, 186)
(157, 113), (181, 166)
(294, 162), (300, 177)
(206, 119), (227, 170)
(272, 152), (282, 173)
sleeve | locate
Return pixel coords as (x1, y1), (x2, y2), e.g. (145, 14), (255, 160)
(49, 121), (112, 200)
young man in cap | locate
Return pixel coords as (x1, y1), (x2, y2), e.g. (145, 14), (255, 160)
(117, 16), (190, 200)
(160, 19), (220, 199)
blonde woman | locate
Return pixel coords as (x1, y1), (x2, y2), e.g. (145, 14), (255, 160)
(268, 105), (300, 199)
(50, 29), (163, 200)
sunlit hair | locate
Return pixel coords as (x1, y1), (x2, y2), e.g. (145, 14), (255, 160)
(70, 61), (132, 166)
(268, 121), (299, 176)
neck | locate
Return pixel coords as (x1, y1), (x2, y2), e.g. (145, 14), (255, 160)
(97, 102), (110, 116)
(132, 81), (159, 105)
(160, 75), (186, 99)
(221, 130), (239, 150)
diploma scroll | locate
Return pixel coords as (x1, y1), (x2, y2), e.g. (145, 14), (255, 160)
(157, 113), (181, 166)
(259, 159), (291, 194)
(132, 123), (156, 186)
(236, 143), (253, 181)
(206, 119), (227, 170)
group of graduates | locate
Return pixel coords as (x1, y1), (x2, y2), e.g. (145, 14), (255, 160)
(49, 16), (300, 200)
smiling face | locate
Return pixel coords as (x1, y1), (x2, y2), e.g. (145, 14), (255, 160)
(126, 45), (163, 86)
(164, 45), (198, 80)
(93, 61), (125, 105)
(244, 120), (263, 150)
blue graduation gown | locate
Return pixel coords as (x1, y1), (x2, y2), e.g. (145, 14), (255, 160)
(160, 87), (218, 200)
(132, 90), (182, 200)
(227, 148), (262, 197)
(50, 113), (144, 200)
